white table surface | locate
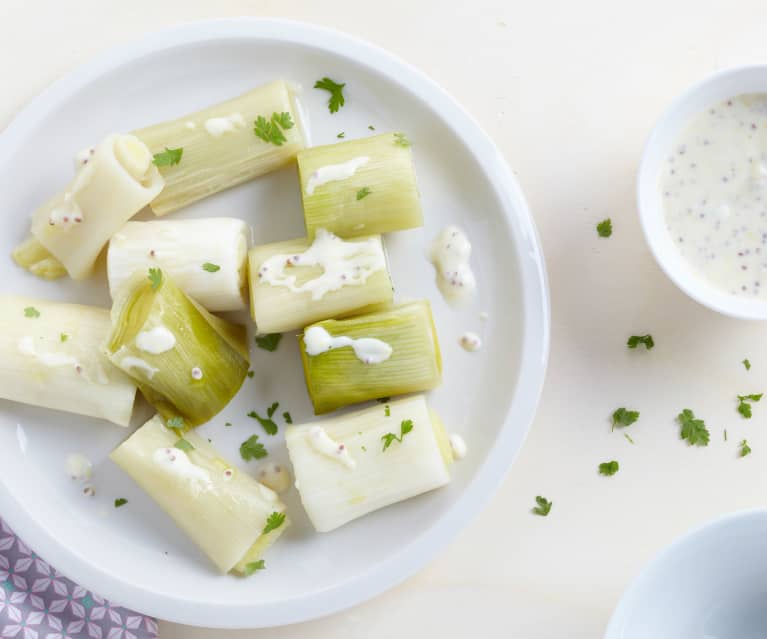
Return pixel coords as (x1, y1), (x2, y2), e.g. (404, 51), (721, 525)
(3, 1), (767, 636)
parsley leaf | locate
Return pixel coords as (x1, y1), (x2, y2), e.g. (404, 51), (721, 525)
(23, 306), (40, 318)
(740, 439), (752, 457)
(337, 132), (345, 138)
(624, 433), (635, 445)
(627, 334), (654, 350)
(152, 147), (183, 167)
(368, 124), (375, 131)
(356, 186), (372, 200)
(202, 262), (220, 272)
(611, 407), (639, 431)
(225, 422), (232, 427)
(243, 560), (266, 575)
(247, 370), (254, 378)
(282, 411), (292, 424)
(737, 393), (763, 419)
(314, 77), (346, 113)
(744, 358), (752, 371)
(166, 416), (185, 429)
(596, 218), (612, 238)
(384, 405), (391, 417)
(254, 115), (288, 146)
(114, 498), (128, 508)
(677, 409), (710, 446)
(599, 460), (620, 476)
(255, 333), (282, 352)
(271, 112), (294, 130)
(532, 496), (552, 516)
(240, 434), (268, 461)
(148, 267), (162, 290)
(248, 403), (279, 436)
(174, 438), (194, 452)
(381, 419), (414, 451)
(393, 132), (411, 147)
(262, 511), (286, 535)
(60, 333), (69, 342)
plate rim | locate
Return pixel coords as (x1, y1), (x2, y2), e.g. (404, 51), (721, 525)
(0, 17), (550, 628)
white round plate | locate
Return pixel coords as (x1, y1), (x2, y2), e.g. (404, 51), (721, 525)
(0, 19), (549, 628)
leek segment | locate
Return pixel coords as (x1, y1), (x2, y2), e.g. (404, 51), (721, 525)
(299, 301), (442, 414)
(298, 132), (423, 238)
(105, 270), (249, 428)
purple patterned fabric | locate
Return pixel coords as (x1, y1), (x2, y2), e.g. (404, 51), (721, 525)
(0, 517), (158, 639)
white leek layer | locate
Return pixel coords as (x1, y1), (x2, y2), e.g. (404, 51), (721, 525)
(108, 218), (252, 312)
(0, 296), (137, 426)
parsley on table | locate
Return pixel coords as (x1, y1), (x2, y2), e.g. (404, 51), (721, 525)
(282, 411), (292, 424)
(225, 422), (232, 427)
(381, 419), (414, 451)
(740, 439), (752, 457)
(152, 147), (183, 167)
(272, 112), (294, 130)
(248, 402), (280, 435)
(262, 511), (286, 535)
(337, 132), (345, 138)
(532, 496), (552, 517)
(627, 334), (654, 350)
(23, 306), (40, 318)
(599, 460), (620, 476)
(243, 560), (265, 575)
(254, 112), (294, 146)
(314, 77), (346, 113)
(255, 333), (282, 352)
(114, 498), (128, 508)
(356, 186), (372, 200)
(148, 267), (162, 290)
(743, 359), (752, 371)
(393, 132), (411, 147)
(174, 438), (194, 452)
(596, 218), (612, 238)
(60, 333), (69, 342)
(166, 416), (184, 429)
(202, 262), (220, 272)
(368, 125), (375, 131)
(677, 409), (710, 446)
(240, 434), (268, 461)
(611, 407), (639, 431)
(737, 393), (763, 419)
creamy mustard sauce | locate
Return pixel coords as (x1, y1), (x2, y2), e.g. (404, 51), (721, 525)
(304, 326), (392, 364)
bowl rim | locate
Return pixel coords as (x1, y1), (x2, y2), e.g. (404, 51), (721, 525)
(637, 64), (767, 320)
(604, 508), (767, 638)
(0, 17), (550, 627)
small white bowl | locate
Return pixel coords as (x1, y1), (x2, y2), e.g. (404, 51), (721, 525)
(638, 66), (767, 320)
(605, 510), (767, 639)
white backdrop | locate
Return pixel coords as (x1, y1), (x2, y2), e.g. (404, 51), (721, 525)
(3, 1), (767, 636)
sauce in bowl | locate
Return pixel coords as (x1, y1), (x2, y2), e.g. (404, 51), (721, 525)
(661, 93), (767, 297)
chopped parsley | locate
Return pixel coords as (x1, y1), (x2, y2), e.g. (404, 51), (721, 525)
(255, 333), (282, 352)
(677, 409), (710, 446)
(737, 393), (763, 419)
(611, 407), (639, 431)
(114, 498), (128, 508)
(201, 262), (220, 273)
(240, 434), (267, 461)
(740, 439), (752, 457)
(253, 112), (294, 146)
(624, 433), (635, 445)
(262, 511), (286, 535)
(596, 218), (612, 238)
(225, 422), (232, 427)
(393, 132), (411, 147)
(23, 306), (40, 318)
(368, 124), (375, 131)
(599, 460), (620, 476)
(282, 411), (292, 424)
(743, 358), (752, 371)
(627, 334), (654, 350)
(337, 132), (345, 138)
(361, 445), (367, 452)
(384, 405), (391, 417)
(314, 77), (346, 113)
(60, 333), (69, 342)
(356, 186), (372, 200)
(148, 267), (162, 290)
(381, 419), (414, 451)
(248, 402), (279, 435)
(166, 416), (185, 429)
(242, 560), (265, 575)
(724, 429), (728, 441)
(174, 438), (194, 452)
(532, 496), (552, 517)
(247, 370), (255, 378)
(152, 147), (183, 167)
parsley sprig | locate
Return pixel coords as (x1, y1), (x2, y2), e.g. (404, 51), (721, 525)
(314, 77), (346, 113)
(248, 402), (280, 435)
(627, 334), (654, 350)
(740, 439), (752, 457)
(532, 496), (552, 516)
(262, 511), (286, 535)
(381, 419), (414, 451)
(255, 333), (282, 352)
(611, 407), (639, 431)
(596, 218), (613, 238)
(202, 262), (220, 273)
(23, 307), (40, 318)
(152, 147), (183, 167)
(599, 460), (620, 476)
(743, 358), (752, 371)
(254, 112), (294, 146)
(737, 393), (763, 419)
(148, 267), (162, 290)
(114, 498), (128, 508)
(677, 409), (710, 446)
(240, 434), (267, 461)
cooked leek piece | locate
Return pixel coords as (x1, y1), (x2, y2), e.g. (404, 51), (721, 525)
(24, 134), (164, 280)
(298, 132), (423, 239)
(104, 269), (249, 428)
(299, 301), (441, 414)
(248, 230), (394, 334)
(133, 80), (306, 216)
(110, 415), (289, 573)
(285, 395), (451, 532)
(0, 296), (137, 426)
(11, 236), (67, 280)
(108, 218), (251, 312)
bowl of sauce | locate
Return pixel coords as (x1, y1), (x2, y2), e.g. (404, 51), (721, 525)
(639, 66), (767, 319)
